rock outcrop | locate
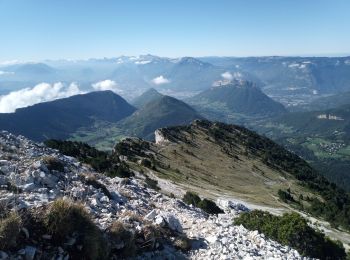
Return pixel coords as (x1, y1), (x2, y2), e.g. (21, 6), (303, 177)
(0, 131), (304, 259)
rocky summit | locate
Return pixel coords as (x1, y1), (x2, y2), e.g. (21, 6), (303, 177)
(0, 130), (304, 259)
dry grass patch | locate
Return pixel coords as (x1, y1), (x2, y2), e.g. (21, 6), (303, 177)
(45, 199), (108, 259)
(0, 212), (22, 250)
(120, 210), (143, 223)
(107, 221), (136, 257)
(42, 156), (65, 172)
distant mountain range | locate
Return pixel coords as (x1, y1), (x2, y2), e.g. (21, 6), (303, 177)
(200, 56), (350, 96)
(0, 90), (203, 145)
(4, 55), (350, 105)
(0, 91), (136, 141)
(0, 85), (288, 144)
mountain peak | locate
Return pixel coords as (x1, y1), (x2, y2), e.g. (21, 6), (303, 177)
(132, 88), (164, 108)
(178, 57), (211, 67)
(120, 95), (203, 140)
(190, 81), (286, 117)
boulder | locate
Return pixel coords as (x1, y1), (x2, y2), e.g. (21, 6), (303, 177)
(144, 209), (157, 220)
(162, 213), (183, 233)
(25, 246), (36, 260)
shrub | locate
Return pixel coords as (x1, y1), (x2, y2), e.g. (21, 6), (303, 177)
(198, 199), (224, 215)
(137, 224), (164, 251)
(0, 212), (22, 250)
(45, 199), (108, 259)
(182, 192), (223, 214)
(140, 158), (152, 168)
(173, 236), (192, 252)
(234, 210), (347, 259)
(107, 221), (135, 257)
(108, 163), (133, 178)
(183, 191), (201, 207)
(145, 177), (160, 191)
(6, 181), (22, 193)
(44, 139), (112, 172)
(42, 156), (64, 172)
(84, 175), (113, 199)
(278, 189), (295, 203)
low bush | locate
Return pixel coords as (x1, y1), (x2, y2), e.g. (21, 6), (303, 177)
(234, 210), (347, 259)
(6, 181), (22, 193)
(140, 158), (152, 168)
(42, 156), (65, 172)
(0, 212), (22, 250)
(198, 199), (224, 215)
(278, 189), (295, 203)
(107, 162), (133, 178)
(182, 191), (201, 207)
(44, 139), (111, 172)
(45, 199), (108, 259)
(145, 177), (160, 191)
(137, 224), (164, 251)
(84, 174), (113, 199)
(182, 191), (223, 214)
(173, 236), (192, 252)
(107, 221), (136, 257)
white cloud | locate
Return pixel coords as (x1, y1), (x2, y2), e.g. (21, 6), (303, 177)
(135, 60), (152, 65)
(92, 79), (123, 94)
(0, 71), (14, 76)
(0, 82), (82, 113)
(151, 75), (170, 85)
(221, 71), (233, 81)
(0, 60), (22, 66)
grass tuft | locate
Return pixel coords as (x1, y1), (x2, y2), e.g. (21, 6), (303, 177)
(0, 212), (22, 250)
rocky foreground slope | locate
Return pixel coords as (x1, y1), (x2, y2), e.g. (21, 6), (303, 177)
(0, 131), (304, 259)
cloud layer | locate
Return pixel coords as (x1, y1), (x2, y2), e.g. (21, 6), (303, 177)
(0, 82), (82, 113)
(0, 71), (14, 76)
(152, 75), (170, 85)
(221, 71), (233, 81)
(92, 80), (123, 94)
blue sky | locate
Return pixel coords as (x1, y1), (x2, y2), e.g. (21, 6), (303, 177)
(0, 0), (349, 62)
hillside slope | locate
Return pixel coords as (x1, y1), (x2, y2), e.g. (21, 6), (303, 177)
(113, 120), (350, 240)
(298, 91), (350, 111)
(0, 130), (311, 259)
(0, 91), (136, 141)
(254, 104), (350, 191)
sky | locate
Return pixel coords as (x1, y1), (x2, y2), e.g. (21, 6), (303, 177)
(0, 0), (349, 62)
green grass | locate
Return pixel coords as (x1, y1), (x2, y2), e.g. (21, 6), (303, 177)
(338, 146), (350, 156)
(69, 121), (125, 151)
(301, 137), (348, 159)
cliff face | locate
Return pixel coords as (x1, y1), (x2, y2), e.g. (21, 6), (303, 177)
(155, 129), (170, 145)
